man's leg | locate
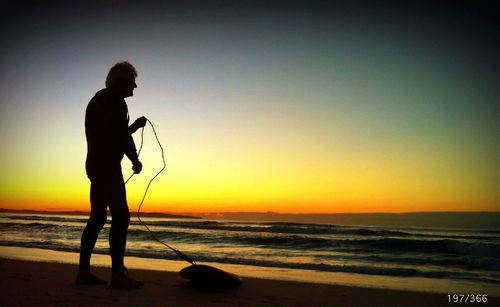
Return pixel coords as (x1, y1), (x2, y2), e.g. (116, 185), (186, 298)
(76, 179), (108, 284)
(108, 172), (143, 288)
(107, 175), (130, 272)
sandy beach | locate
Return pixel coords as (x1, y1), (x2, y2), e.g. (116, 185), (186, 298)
(3, 257), (495, 307)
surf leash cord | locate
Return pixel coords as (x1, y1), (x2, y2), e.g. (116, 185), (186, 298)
(125, 119), (195, 265)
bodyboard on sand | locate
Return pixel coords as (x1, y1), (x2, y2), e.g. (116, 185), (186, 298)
(179, 264), (242, 287)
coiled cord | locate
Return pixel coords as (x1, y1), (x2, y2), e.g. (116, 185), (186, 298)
(125, 119), (195, 265)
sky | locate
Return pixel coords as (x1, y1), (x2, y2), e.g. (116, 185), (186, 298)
(1, 1), (499, 213)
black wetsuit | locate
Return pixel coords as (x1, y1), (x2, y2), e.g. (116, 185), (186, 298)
(79, 88), (139, 272)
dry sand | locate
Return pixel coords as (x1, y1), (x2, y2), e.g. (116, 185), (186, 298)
(1, 257), (497, 306)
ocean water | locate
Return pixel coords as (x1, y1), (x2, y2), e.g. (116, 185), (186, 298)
(0, 213), (499, 295)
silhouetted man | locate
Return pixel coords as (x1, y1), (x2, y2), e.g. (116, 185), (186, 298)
(76, 61), (146, 288)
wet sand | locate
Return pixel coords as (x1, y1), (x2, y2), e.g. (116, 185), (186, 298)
(1, 257), (496, 306)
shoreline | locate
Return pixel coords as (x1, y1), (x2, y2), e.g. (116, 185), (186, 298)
(2, 257), (488, 307)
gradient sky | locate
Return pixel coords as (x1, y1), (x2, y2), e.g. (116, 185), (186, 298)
(1, 1), (499, 213)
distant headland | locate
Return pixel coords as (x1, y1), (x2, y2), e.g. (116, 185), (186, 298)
(0, 208), (201, 220)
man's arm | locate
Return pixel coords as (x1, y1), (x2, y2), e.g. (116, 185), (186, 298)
(124, 132), (140, 166)
(121, 108), (142, 167)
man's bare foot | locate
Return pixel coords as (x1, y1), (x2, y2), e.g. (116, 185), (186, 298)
(75, 270), (107, 285)
(110, 270), (144, 289)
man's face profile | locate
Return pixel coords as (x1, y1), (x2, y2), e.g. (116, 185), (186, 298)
(118, 74), (137, 98)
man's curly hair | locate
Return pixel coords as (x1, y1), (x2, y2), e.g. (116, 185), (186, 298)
(105, 61), (137, 88)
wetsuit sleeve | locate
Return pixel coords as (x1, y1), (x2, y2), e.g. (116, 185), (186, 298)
(128, 122), (139, 134)
(122, 105), (140, 165)
(124, 133), (139, 165)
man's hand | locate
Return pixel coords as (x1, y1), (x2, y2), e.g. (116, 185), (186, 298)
(133, 116), (147, 129)
(132, 161), (143, 174)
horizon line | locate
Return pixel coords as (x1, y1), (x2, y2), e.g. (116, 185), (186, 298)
(1, 208), (499, 215)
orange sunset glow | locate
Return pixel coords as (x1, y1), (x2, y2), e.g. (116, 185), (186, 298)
(1, 1), (498, 215)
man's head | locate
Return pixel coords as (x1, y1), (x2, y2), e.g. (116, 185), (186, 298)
(105, 61), (138, 98)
